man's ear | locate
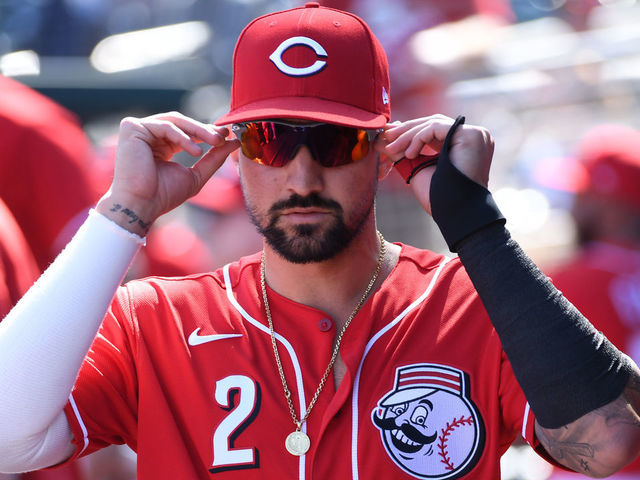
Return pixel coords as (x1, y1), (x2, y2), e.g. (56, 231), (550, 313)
(230, 149), (240, 175)
(224, 127), (240, 166)
(230, 149), (239, 164)
(378, 153), (394, 181)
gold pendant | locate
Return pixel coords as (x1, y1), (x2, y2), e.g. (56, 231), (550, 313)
(285, 430), (310, 456)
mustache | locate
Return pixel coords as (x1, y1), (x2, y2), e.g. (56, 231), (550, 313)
(373, 413), (438, 445)
(268, 193), (343, 215)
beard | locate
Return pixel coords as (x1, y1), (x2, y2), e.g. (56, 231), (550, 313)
(246, 190), (376, 264)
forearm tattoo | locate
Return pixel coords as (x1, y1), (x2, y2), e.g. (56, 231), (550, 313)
(537, 426), (595, 473)
(109, 203), (151, 232)
(536, 375), (640, 475)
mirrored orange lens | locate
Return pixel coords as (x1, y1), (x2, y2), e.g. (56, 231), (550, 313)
(238, 122), (372, 168)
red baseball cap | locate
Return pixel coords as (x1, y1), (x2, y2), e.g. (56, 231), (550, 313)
(578, 124), (640, 209)
(534, 124), (640, 209)
(215, 2), (390, 129)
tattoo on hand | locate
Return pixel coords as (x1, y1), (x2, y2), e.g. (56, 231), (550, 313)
(580, 458), (590, 472)
(547, 438), (594, 461)
(110, 203), (151, 232)
(537, 426), (594, 471)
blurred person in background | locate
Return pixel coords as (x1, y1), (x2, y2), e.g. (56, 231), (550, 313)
(0, 77), (132, 480)
(0, 78), (98, 480)
(543, 124), (640, 480)
(183, 157), (264, 269)
(0, 197), (82, 480)
(0, 197), (38, 319)
(0, 76), (99, 271)
(124, 155), (263, 279)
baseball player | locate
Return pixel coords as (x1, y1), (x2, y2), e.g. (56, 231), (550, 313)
(0, 76), (98, 271)
(1, 4), (639, 479)
(542, 124), (640, 480)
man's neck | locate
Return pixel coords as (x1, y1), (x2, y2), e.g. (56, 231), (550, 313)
(261, 227), (398, 327)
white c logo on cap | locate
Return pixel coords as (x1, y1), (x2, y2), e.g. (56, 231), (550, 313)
(269, 36), (327, 77)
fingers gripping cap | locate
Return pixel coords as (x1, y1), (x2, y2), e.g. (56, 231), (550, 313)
(216, 2), (391, 129)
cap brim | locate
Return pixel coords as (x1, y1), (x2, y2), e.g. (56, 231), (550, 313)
(215, 96), (388, 129)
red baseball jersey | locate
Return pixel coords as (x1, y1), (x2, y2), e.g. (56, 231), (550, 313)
(61, 243), (542, 479)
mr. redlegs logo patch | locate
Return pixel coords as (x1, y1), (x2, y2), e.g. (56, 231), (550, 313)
(371, 363), (485, 479)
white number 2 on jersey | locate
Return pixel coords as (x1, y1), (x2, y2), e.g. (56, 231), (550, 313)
(210, 375), (261, 473)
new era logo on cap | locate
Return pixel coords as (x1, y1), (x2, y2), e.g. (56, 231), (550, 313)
(216, 3), (390, 129)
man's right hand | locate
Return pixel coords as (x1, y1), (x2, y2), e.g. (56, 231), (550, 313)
(96, 112), (240, 235)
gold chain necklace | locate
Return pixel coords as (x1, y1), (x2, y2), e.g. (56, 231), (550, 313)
(260, 231), (386, 456)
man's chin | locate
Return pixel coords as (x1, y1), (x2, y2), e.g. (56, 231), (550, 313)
(274, 218), (333, 241)
(263, 223), (351, 264)
(292, 223), (320, 237)
(272, 236), (337, 264)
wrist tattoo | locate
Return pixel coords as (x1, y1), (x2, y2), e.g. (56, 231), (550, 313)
(110, 203), (152, 232)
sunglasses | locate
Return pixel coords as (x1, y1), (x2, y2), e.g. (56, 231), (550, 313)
(231, 121), (381, 168)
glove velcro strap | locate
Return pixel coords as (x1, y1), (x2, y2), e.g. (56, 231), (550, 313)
(429, 115), (505, 252)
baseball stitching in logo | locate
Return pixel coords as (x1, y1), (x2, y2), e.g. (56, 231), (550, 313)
(371, 363), (485, 479)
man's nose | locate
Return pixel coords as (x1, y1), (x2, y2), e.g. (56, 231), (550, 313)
(283, 145), (325, 197)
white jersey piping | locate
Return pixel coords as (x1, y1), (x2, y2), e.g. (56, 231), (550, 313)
(350, 256), (452, 480)
(223, 263), (308, 480)
(68, 393), (89, 455)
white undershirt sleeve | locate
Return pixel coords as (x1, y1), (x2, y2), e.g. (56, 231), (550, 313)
(0, 210), (144, 472)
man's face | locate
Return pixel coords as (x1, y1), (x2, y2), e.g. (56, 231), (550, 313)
(237, 128), (379, 263)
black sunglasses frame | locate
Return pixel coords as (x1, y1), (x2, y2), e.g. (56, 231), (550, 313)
(231, 120), (381, 143)
(231, 120), (383, 168)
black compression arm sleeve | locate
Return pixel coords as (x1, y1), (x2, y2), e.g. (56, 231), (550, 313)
(428, 115), (632, 427)
(456, 223), (633, 428)
(430, 116), (505, 252)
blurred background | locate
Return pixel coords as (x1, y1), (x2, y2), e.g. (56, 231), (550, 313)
(1, 0), (639, 479)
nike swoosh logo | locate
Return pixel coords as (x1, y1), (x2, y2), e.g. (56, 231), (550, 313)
(188, 328), (243, 346)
